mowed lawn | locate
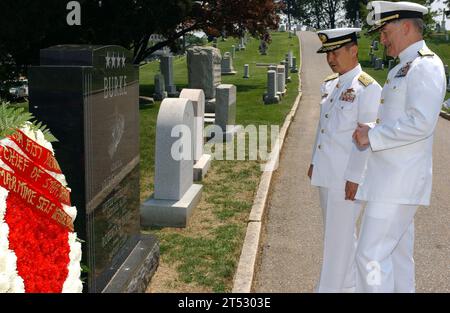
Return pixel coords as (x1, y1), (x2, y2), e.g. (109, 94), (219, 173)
(140, 31), (301, 292)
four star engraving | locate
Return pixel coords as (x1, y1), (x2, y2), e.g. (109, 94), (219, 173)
(105, 52), (126, 69)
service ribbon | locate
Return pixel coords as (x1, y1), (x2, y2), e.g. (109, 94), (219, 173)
(0, 167), (74, 231)
(0, 145), (71, 206)
(8, 130), (62, 174)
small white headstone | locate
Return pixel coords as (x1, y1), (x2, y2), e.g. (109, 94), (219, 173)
(141, 98), (203, 227)
(243, 64), (250, 78)
(179, 89), (211, 181)
(221, 52), (237, 75)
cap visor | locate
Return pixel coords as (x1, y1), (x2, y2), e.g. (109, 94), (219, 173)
(368, 23), (386, 34)
(316, 45), (342, 53)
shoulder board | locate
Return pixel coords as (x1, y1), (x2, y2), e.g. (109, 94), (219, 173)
(358, 72), (375, 87)
(324, 73), (339, 82)
(418, 48), (434, 57)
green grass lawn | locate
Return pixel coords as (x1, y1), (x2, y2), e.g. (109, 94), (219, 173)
(141, 32), (301, 292)
(358, 31), (450, 101)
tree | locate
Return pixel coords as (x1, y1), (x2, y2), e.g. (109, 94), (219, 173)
(0, 0), (280, 81)
(288, 0), (344, 29)
(344, 0), (368, 24)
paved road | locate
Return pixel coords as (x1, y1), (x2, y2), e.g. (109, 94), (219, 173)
(253, 31), (450, 292)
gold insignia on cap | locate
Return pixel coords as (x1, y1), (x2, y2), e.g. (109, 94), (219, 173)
(358, 72), (375, 87)
(318, 33), (328, 43)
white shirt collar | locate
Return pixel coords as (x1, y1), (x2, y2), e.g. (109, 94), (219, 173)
(338, 64), (362, 84)
(398, 40), (426, 63)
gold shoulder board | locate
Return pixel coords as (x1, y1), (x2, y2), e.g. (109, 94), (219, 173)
(418, 48), (434, 57)
(324, 73), (339, 82)
(358, 72), (375, 87)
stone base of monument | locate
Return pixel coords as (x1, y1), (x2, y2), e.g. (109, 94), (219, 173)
(263, 94), (280, 104)
(193, 154), (212, 181)
(102, 234), (160, 293)
(205, 98), (216, 113)
(207, 125), (243, 143)
(277, 89), (287, 97)
(153, 92), (167, 101)
(222, 70), (237, 76)
(140, 184), (203, 228)
(167, 86), (179, 97)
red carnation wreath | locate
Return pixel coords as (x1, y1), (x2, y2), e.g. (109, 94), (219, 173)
(0, 104), (82, 293)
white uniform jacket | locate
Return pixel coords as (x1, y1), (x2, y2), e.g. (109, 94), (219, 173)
(311, 64), (382, 190)
(356, 41), (447, 205)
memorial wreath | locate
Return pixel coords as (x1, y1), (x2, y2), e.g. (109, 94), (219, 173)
(0, 103), (82, 293)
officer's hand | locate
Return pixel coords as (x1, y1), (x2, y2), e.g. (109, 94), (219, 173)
(308, 164), (314, 180)
(354, 123), (370, 148)
(345, 181), (359, 201)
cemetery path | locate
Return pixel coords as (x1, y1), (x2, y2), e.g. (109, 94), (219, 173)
(253, 31), (450, 292)
(253, 31), (330, 292)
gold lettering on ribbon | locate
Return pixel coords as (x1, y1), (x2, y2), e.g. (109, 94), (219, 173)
(0, 168), (73, 231)
(30, 166), (43, 182)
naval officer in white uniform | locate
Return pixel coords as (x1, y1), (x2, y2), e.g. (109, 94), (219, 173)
(353, 1), (447, 292)
(308, 28), (382, 292)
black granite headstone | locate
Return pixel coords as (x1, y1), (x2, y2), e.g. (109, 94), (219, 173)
(29, 45), (158, 293)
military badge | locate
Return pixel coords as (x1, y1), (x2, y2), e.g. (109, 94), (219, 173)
(339, 88), (356, 103)
(395, 62), (411, 78)
(318, 33), (328, 44)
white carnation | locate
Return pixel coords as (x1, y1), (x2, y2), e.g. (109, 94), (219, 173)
(0, 273), (10, 293)
(35, 129), (54, 153)
(10, 276), (25, 293)
(63, 205), (77, 222)
(0, 223), (9, 250)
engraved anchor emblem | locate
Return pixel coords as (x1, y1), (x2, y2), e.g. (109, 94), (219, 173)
(108, 105), (125, 159)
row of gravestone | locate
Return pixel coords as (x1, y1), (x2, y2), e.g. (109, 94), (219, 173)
(263, 51), (298, 104)
(141, 83), (238, 228)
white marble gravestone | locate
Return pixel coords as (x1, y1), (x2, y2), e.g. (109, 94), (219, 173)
(141, 98), (203, 227)
(212, 84), (241, 142)
(276, 65), (286, 96)
(221, 52), (237, 75)
(231, 45), (236, 58)
(179, 89), (211, 181)
(243, 64), (250, 78)
(263, 70), (280, 104)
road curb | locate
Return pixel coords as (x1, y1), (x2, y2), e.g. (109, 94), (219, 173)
(232, 33), (303, 293)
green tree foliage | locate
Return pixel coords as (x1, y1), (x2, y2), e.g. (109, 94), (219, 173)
(288, 0), (344, 29)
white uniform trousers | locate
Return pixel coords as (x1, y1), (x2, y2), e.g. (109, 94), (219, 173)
(317, 187), (363, 293)
(355, 202), (418, 293)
